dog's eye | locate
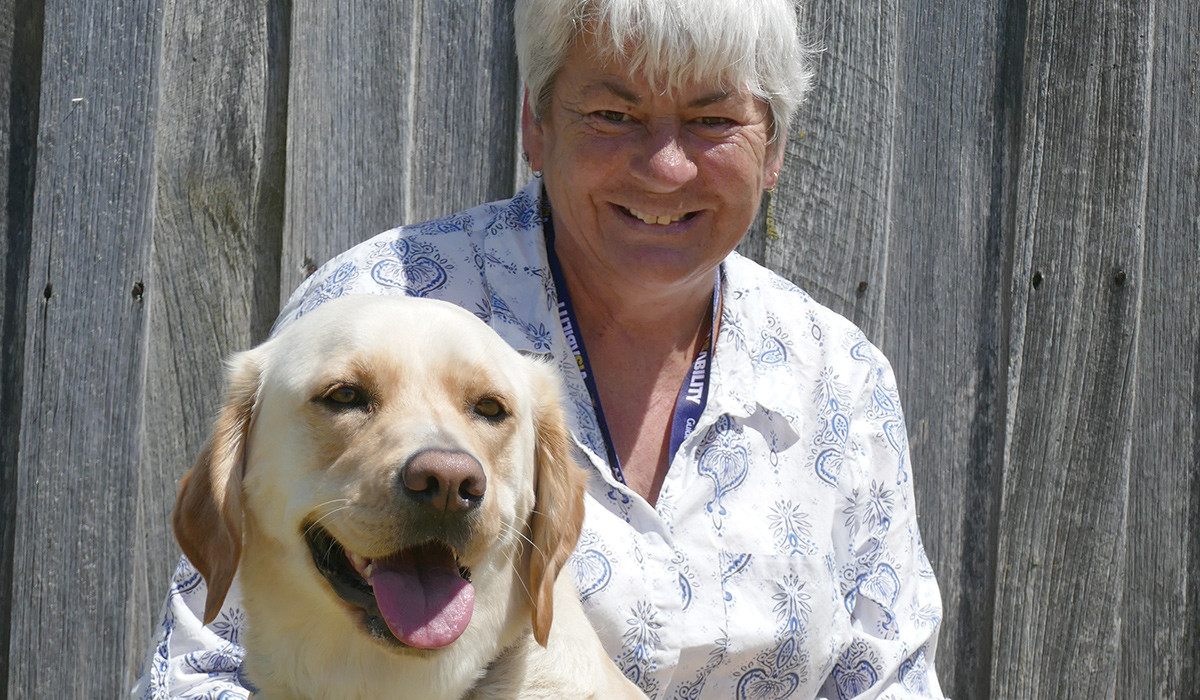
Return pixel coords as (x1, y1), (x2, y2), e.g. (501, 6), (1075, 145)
(319, 384), (369, 410)
(473, 397), (506, 420)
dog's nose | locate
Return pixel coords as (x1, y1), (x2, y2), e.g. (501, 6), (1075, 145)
(400, 449), (487, 513)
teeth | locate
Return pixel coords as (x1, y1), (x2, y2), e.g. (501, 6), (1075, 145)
(626, 207), (686, 225)
(346, 551), (373, 579)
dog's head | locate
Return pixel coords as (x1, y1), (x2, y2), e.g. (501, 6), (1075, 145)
(173, 295), (585, 650)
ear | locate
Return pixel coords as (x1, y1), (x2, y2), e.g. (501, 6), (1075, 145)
(764, 122), (788, 190)
(523, 365), (586, 647)
(172, 349), (262, 624)
(521, 87), (545, 174)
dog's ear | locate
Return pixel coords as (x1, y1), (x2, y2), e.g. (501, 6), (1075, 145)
(524, 366), (587, 647)
(173, 348), (262, 624)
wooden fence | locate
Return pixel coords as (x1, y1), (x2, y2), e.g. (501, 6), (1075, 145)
(1, 0), (1196, 698)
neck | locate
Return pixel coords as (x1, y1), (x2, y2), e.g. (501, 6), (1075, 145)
(552, 236), (716, 354)
(547, 225), (720, 504)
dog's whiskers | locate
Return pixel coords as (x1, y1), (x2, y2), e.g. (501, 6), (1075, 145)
(500, 521), (543, 559)
(498, 525), (537, 604)
(303, 500), (352, 538)
(508, 557), (534, 603)
(312, 498), (350, 511)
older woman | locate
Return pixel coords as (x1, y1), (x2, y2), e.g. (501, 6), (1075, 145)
(134, 0), (945, 697)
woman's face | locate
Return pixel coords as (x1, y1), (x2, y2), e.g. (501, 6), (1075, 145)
(523, 36), (784, 299)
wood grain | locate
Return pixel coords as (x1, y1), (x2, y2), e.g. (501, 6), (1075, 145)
(406, 0), (520, 223)
(994, 0), (1153, 696)
(1119, 0), (1199, 695)
(280, 0), (417, 301)
(881, 2), (1012, 696)
(0, 0), (27, 693)
(6, 0), (163, 697)
(130, 0), (290, 686)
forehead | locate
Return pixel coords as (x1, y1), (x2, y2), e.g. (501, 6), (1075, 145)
(556, 33), (754, 110)
(268, 301), (522, 394)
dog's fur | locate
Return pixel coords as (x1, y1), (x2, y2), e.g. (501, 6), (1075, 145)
(174, 295), (644, 700)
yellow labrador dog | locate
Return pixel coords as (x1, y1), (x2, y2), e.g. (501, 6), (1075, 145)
(174, 295), (644, 700)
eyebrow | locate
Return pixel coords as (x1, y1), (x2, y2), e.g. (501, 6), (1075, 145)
(593, 79), (732, 109)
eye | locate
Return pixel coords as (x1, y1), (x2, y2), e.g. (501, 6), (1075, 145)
(595, 110), (632, 123)
(318, 383), (370, 410)
(329, 386), (359, 404)
(473, 397), (507, 420)
(690, 115), (740, 135)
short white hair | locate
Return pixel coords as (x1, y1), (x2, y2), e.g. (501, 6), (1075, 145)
(515, 0), (817, 134)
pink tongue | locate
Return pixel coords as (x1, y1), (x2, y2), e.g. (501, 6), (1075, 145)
(368, 543), (474, 649)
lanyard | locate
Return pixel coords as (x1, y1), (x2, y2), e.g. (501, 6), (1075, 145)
(542, 211), (717, 486)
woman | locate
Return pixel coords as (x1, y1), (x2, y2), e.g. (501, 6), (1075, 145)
(135, 0), (946, 697)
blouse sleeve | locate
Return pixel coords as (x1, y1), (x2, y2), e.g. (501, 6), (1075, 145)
(129, 557), (252, 700)
(819, 347), (947, 699)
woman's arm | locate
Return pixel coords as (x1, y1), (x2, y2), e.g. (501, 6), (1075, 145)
(820, 346), (947, 699)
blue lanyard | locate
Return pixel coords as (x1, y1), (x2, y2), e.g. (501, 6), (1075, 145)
(668, 303), (715, 462)
(542, 210), (717, 486)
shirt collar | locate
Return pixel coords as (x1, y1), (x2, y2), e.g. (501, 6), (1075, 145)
(705, 254), (805, 441)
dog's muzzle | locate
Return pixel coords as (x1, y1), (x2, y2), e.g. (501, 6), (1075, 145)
(303, 449), (489, 650)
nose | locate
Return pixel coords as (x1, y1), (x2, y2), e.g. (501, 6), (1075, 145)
(634, 122), (697, 191)
(399, 449), (487, 514)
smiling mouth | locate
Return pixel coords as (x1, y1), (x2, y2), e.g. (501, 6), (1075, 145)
(619, 205), (696, 226)
(304, 524), (475, 650)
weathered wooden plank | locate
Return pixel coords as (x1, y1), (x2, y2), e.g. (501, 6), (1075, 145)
(1118, 0), (1199, 695)
(406, 0), (520, 223)
(737, 0), (897, 339)
(128, 0), (289, 687)
(280, 0), (417, 301)
(994, 0), (1153, 696)
(282, 0), (523, 303)
(6, 0), (163, 697)
(0, 0), (38, 694)
(881, 2), (1012, 696)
